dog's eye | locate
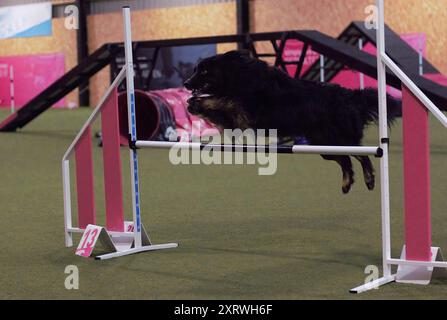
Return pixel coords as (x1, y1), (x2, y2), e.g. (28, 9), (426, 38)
(201, 70), (208, 76)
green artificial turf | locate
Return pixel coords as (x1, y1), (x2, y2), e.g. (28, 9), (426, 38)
(0, 108), (446, 299)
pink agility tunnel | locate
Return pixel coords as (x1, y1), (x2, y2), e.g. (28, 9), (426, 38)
(117, 88), (219, 144)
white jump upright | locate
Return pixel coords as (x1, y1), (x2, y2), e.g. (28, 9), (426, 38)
(95, 7), (179, 260)
(62, 7), (178, 260)
(350, 0), (447, 293)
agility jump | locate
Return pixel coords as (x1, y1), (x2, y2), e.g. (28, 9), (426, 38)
(350, 0), (447, 293)
(63, 2), (447, 292)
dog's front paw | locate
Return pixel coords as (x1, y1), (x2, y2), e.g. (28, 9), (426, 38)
(365, 173), (375, 191)
(342, 185), (352, 194)
(342, 176), (354, 194)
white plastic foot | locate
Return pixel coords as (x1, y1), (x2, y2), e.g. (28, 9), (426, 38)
(396, 246), (445, 285)
(350, 275), (396, 294)
(95, 243), (179, 260)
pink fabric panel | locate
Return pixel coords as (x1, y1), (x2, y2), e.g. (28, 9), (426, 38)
(101, 89), (124, 232)
(402, 85), (432, 261)
(75, 126), (96, 229)
(0, 53), (66, 109)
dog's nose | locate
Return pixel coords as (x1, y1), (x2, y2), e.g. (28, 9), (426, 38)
(183, 80), (192, 90)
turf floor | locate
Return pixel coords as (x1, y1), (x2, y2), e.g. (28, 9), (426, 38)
(0, 108), (446, 299)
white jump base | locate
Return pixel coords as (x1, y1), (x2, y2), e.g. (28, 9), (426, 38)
(95, 243), (179, 260)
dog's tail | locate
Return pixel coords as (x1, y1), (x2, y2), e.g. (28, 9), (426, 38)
(355, 88), (402, 125)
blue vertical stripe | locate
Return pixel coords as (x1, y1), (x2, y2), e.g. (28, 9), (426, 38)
(129, 92), (141, 232)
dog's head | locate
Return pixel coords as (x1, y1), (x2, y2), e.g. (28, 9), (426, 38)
(183, 50), (270, 98)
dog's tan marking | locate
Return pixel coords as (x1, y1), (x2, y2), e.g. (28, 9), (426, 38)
(332, 156), (354, 194)
(201, 98), (222, 110)
(354, 156), (375, 190)
(342, 173), (353, 189)
(198, 97), (251, 129)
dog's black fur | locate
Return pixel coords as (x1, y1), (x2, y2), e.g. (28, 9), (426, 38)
(184, 50), (402, 194)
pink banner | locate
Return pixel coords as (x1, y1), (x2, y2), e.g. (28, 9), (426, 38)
(281, 33), (447, 97)
(400, 33), (426, 57)
(0, 53), (66, 109)
(281, 40), (319, 77)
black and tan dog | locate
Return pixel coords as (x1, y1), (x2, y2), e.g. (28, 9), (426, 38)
(184, 50), (401, 194)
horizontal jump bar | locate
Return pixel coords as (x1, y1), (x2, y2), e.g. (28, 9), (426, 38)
(135, 141), (382, 156)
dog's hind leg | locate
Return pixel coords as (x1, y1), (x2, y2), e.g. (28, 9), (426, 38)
(321, 155), (354, 194)
(354, 156), (375, 191)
